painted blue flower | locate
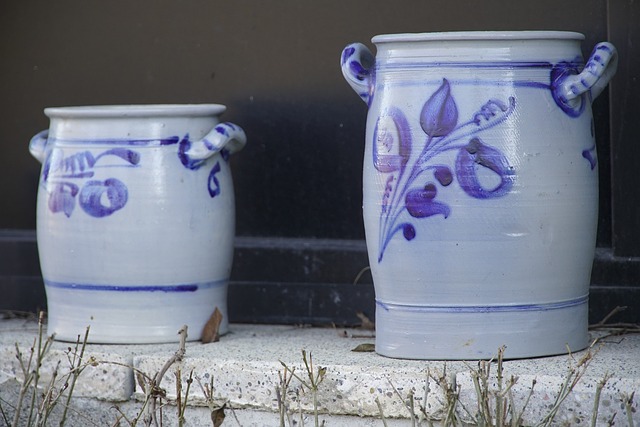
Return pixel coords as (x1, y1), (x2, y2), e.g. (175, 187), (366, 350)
(375, 80), (516, 262)
(373, 109), (412, 173)
(420, 79), (459, 137)
(43, 147), (140, 218)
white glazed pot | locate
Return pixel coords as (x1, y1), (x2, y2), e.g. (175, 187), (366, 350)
(29, 104), (246, 343)
(341, 32), (617, 359)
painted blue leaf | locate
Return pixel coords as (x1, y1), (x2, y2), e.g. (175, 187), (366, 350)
(402, 223), (416, 241)
(63, 151), (96, 174)
(373, 108), (412, 173)
(455, 138), (515, 199)
(48, 183), (79, 217)
(472, 99), (513, 126)
(434, 166), (453, 186)
(420, 79), (459, 137)
(405, 184), (451, 218)
(381, 175), (394, 214)
(95, 148), (141, 166)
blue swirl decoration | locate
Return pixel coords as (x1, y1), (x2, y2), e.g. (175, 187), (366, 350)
(79, 178), (128, 218)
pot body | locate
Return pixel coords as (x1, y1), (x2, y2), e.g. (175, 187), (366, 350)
(342, 32), (617, 359)
(30, 104), (246, 343)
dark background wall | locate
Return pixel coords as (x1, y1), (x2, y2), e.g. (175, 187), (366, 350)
(1, 1), (638, 324)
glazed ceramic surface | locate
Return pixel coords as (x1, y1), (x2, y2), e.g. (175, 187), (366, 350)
(341, 32), (617, 359)
(30, 104), (246, 343)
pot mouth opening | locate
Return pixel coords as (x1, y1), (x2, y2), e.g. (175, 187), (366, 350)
(372, 30), (585, 44)
(44, 104), (227, 118)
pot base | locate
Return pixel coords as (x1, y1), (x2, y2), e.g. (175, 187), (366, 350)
(374, 296), (589, 360)
(43, 280), (229, 344)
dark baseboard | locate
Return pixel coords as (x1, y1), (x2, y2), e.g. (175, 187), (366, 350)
(1, 231), (638, 325)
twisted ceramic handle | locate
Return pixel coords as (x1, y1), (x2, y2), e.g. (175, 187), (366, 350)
(182, 122), (247, 162)
(559, 42), (618, 101)
(341, 43), (375, 104)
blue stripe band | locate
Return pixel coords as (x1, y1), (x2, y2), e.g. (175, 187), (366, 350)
(44, 279), (227, 293)
(377, 295), (588, 314)
(376, 61), (561, 71)
(47, 136), (181, 146)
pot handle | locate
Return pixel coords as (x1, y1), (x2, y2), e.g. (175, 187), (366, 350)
(182, 122), (247, 163)
(29, 130), (49, 163)
(341, 43), (375, 104)
(558, 42), (618, 102)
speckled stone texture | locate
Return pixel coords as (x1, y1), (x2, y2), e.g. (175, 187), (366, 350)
(0, 317), (134, 402)
(1, 318), (638, 426)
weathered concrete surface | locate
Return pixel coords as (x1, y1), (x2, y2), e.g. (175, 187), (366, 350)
(1, 318), (638, 426)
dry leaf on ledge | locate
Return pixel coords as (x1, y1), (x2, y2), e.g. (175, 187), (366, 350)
(211, 404), (225, 427)
(201, 307), (223, 344)
(352, 343), (376, 352)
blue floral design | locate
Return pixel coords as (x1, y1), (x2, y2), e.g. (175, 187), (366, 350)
(375, 79), (517, 262)
(42, 148), (139, 218)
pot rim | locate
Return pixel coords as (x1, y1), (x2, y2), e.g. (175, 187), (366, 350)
(372, 30), (585, 44)
(44, 104), (227, 118)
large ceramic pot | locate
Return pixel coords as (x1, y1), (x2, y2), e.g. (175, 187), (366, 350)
(341, 32), (617, 359)
(29, 104), (246, 343)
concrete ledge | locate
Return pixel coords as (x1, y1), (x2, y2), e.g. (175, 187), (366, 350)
(1, 318), (639, 426)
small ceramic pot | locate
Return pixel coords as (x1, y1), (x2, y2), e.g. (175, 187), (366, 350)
(30, 104), (246, 343)
(341, 31), (617, 359)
